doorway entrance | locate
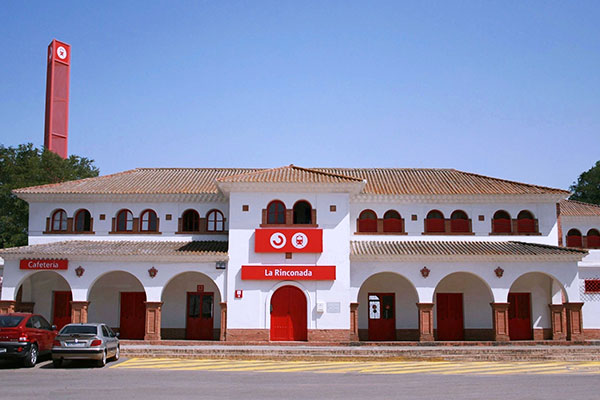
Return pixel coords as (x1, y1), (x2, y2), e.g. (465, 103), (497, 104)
(270, 286), (307, 341)
(436, 293), (464, 340)
(119, 292), (146, 339)
(367, 293), (396, 341)
(508, 292), (532, 340)
(53, 291), (72, 330)
(186, 291), (214, 340)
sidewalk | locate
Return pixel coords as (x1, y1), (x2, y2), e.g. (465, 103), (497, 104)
(120, 341), (600, 362)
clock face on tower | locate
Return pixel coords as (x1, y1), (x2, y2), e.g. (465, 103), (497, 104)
(56, 46), (67, 60)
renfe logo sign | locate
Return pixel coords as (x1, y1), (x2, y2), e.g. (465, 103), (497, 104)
(20, 259), (68, 270)
(255, 229), (323, 253)
(241, 266), (336, 280)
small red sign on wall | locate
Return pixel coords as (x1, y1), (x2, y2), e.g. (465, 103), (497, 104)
(20, 259), (68, 270)
(255, 229), (323, 253)
(235, 290), (243, 299)
(241, 266), (335, 280)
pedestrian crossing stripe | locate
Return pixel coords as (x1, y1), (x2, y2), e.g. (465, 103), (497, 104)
(111, 358), (600, 375)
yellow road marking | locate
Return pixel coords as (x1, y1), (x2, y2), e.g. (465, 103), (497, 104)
(112, 358), (600, 376)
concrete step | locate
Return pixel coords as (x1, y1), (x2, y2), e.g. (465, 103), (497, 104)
(120, 343), (600, 362)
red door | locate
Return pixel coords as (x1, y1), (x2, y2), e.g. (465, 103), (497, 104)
(368, 293), (396, 341)
(53, 291), (72, 330)
(270, 286), (307, 341)
(436, 293), (464, 340)
(120, 292), (146, 339)
(508, 293), (532, 340)
(186, 292), (214, 340)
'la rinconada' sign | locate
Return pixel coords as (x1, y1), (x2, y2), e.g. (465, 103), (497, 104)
(20, 259), (68, 270)
(241, 265), (335, 280)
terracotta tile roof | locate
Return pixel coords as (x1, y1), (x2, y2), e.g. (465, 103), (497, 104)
(314, 168), (569, 196)
(350, 240), (586, 259)
(217, 165), (364, 184)
(559, 200), (600, 216)
(13, 167), (568, 196)
(0, 240), (228, 260)
(13, 168), (261, 195)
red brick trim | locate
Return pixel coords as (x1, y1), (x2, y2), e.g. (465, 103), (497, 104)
(490, 303), (510, 341)
(417, 303), (434, 341)
(549, 304), (567, 340)
(144, 302), (163, 341)
(70, 301), (89, 324)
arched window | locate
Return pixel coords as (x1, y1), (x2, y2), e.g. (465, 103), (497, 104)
(425, 210), (445, 233)
(587, 229), (600, 249)
(116, 209), (133, 232)
(293, 201), (312, 224)
(566, 229), (583, 248)
(140, 209), (158, 232)
(450, 210), (470, 233)
(182, 209), (200, 232)
(267, 201), (286, 224)
(517, 210), (536, 233)
(207, 209), (224, 232)
(492, 210), (512, 233)
(383, 210), (403, 233)
(74, 209), (91, 232)
(358, 210), (377, 233)
(51, 209), (67, 232)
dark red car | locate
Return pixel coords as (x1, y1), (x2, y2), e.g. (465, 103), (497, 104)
(0, 313), (58, 367)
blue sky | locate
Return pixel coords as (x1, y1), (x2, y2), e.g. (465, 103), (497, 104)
(1, 1), (598, 190)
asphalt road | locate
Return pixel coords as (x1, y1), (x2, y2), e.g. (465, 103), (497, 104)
(0, 357), (597, 400)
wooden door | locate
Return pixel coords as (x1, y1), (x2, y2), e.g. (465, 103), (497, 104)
(508, 293), (532, 340)
(186, 292), (214, 340)
(436, 293), (464, 340)
(53, 291), (72, 330)
(368, 293), (396, 341)
(270, 286), (307, 341)
(120, 292), (146, 339)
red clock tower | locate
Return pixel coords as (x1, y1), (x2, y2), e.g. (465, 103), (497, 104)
(44, 39), (71, 159)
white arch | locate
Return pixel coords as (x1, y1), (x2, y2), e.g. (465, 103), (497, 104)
(507, 271), (568, 303)
(14, 270), (72, 301)
(355, 271), (419, 303)
(431, 271), (494, 304)
(86, 269), (146, 301)
(160, 271), (222, 301)
(264, 281), (311, 330)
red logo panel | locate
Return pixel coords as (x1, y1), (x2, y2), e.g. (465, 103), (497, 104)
(20, 259), (68, 270)
(255, 229), (323, 253)
(241, 266), (335, 280)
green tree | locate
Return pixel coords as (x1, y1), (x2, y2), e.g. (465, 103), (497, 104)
(0, 143), (99, 248)
(569, 161), (600, 205)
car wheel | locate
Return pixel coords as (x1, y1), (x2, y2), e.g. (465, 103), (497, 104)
(97, 350), (107, 368)
(23, 344), (38, 368)
(52, 358), (63, 368)
(112, 346), (120, 361)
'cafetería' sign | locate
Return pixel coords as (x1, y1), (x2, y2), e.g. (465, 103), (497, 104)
(20, 259), (68, 270)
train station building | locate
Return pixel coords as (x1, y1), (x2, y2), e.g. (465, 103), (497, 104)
(1, 165), (599, 342)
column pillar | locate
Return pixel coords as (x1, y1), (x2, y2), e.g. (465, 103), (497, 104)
(490, 303), (510, 341)
(220, 302), (227, 341)
(70, 301), (89, 324)
(0, 300), (16, 314)
(417, 303), (435, 341)
(144, 301), (163, 341)
(565, 302), (584, 341)
(548, 304), (567, 340)
(350, 303), (359, 341)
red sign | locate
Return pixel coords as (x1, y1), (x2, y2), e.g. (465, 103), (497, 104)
(20, 259), (68, 270)
(241, 266), (335, 280)
(235, 290), (243, 299)
(255, 229), (323, 253)
(49, 40), (71, 65)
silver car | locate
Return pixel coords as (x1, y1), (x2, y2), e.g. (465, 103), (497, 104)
(52, 323), (120, 367)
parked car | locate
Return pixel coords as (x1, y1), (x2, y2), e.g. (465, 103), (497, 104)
(52, 323), (119, 367)
(0, 313), (58, 367)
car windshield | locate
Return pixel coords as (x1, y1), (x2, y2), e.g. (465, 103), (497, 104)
(0, 316), (24, 328)
(60, 325), (98, 335)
